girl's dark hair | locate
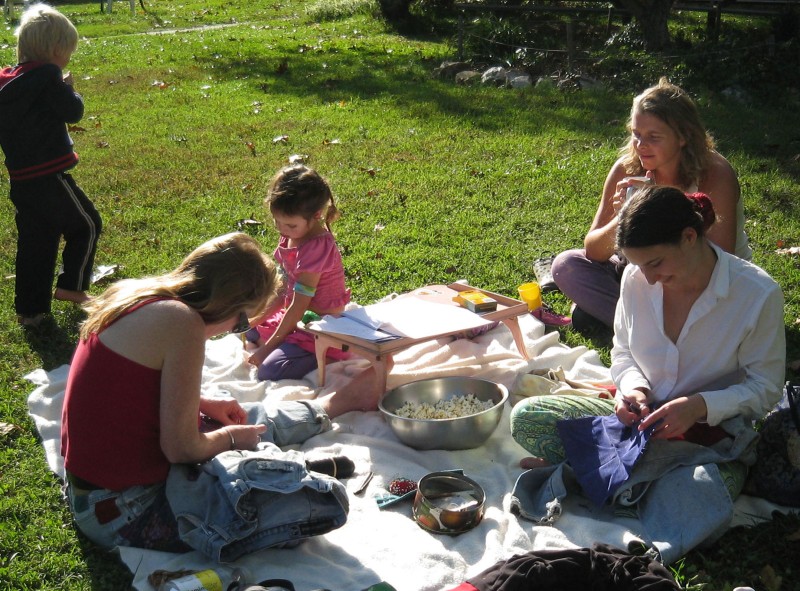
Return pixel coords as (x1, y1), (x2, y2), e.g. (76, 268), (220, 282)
(617, 185), (716, 249)
(266, 165), (339, 231)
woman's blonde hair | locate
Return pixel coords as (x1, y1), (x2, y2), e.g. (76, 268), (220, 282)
(15, 3), (78, 64)
(80, 233), (279, 339)
(620, 77), (716, 188)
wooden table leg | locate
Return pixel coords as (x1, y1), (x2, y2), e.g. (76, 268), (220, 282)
(371, 354), (392, 393)
(314, 335), (331, 386)
(502, 316), (530, 360)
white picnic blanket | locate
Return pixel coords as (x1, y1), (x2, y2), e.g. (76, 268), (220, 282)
(26, 314), (790, 591)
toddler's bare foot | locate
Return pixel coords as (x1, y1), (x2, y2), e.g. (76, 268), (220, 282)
(54, 288), (91, 304)
(519, 456), (552, 469)
(17, 313), (47, 327)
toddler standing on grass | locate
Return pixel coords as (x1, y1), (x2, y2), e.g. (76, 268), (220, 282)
(246, 164), (351, 381)
(0, 4), (102, 326)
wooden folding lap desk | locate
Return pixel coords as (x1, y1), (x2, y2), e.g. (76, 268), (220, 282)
(301, 283), (530, 391)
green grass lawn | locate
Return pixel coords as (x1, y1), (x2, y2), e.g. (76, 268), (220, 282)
(1, 1), (799, 589)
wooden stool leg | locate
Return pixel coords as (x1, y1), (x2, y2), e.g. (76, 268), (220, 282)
(314, 338), (328, 387)
(371, 355), (391, 394)
(502, 317), (530, 360)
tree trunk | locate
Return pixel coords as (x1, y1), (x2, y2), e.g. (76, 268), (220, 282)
(616, 0), (675, 50)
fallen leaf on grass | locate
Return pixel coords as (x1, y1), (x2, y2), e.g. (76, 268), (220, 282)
(288, 154), (308, 164)
(0, 422), (19, 437)
(776, 246), (800, 255)
(151, 80), (170, 89)
(96, 141), (109, 148)
(276, 60), (288, 75)
(359, 167), (379, 177)
(245, 141), (256, 156)
(323, 138), (341, 145)
(68, 125), (87, 132)
(236, 217), (262, 230)
(273, 135), (289, 144)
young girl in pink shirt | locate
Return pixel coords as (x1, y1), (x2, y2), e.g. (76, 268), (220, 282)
(246, 165), (351, 381)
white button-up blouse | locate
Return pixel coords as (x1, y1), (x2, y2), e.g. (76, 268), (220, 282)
(611, 243), (785, 425)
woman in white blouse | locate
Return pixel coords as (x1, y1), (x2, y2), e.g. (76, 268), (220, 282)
(612, 185), (784, 437)
(511, 185), (784, 471)
(510, 186), (785, 561)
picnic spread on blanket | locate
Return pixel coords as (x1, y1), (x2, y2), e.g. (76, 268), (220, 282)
(26, 310), (793, 591)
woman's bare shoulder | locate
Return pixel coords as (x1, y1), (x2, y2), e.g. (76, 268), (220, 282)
(100, 299), (204, 363)
(706, 151), (737, 178)
(700, 151), (739, 193)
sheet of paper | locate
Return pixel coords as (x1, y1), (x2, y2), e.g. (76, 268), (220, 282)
(311, 316), (400, 342)
(339, 297), (494, 339)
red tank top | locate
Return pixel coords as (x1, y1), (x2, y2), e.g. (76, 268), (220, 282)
(61, 299), (170, 491)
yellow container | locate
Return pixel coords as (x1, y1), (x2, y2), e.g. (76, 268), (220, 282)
(517, 282), (542, 311)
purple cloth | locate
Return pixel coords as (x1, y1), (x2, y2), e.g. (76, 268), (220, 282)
(556, 414), (655, 507)
(551, 249), (625, 327)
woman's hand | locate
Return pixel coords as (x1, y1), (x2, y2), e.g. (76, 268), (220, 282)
(614, 389), (651, 426)
(611, 180), (628, 215)
(200, 396), (248, 426)
(638, 395), (708, 440)
(227, 424), (267, 451)
(614, 172), (653, 215)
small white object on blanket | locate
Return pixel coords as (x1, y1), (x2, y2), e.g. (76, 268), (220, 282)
(25, 314), (791, 591)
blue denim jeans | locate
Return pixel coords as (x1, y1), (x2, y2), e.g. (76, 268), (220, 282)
(65, 480), (189, 552)
(65, 399), (333, 553)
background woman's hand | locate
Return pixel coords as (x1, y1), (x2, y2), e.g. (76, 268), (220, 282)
(611, 180), (628, 215)
(638, 395), (707, 440)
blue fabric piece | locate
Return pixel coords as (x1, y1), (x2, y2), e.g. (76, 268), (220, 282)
(555, 414), (654, 508)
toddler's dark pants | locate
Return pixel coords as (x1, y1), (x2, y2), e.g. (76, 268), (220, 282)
(10, 171), (102, 317)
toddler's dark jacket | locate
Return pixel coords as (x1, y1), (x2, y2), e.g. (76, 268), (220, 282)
(0, 61), (83, 181)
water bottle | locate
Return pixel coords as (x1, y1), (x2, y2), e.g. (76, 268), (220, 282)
(162, 567), (248, 591)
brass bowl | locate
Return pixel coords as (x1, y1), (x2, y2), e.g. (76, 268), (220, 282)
(412, 472), (486, 535)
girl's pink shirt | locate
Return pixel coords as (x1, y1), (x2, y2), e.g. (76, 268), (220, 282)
(274, 231), (350, 312)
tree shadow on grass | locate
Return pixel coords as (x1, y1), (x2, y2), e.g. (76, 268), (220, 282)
(188, 24), (800, 198)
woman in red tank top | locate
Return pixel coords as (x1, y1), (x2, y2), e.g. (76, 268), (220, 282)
(60, 232), (385, 552)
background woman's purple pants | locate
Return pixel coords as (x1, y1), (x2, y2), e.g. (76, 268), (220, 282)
(551, 249), (626, 328)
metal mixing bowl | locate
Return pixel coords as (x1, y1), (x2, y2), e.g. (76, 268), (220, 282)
(413, 471), (486, 535)
(378, 376), (508, 450)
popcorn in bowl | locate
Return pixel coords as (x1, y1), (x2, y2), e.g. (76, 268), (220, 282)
(394, 394), (494, 420)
